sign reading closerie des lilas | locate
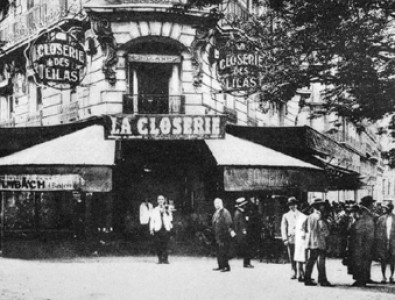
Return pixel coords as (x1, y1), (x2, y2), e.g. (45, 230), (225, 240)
(29, 29), (86, 90)
(217, 42), (265, 96)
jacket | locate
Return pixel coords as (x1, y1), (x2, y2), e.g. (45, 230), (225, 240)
(375, 213), (395, 260)
(234, 208), (247, 243)
(140, 202), (153, 225)
(212, 208), (233, 244)
(302, 211), (330, 250)
(150, 206), (173, 232)
(281, 210), (302, 244)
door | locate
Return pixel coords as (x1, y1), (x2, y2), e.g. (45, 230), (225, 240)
(137, 63), (172, 114)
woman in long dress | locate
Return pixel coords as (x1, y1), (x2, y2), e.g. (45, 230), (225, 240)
(294, 211), (308, 281)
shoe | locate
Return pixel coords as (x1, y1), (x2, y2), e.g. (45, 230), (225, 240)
(389, 277), (394, 284)
(213, 267), (222, 271)
(220, 268), (231, 272)
(351, 281), (366, 287)
(298, 277), (304, 282)
(162, 261), (170, 264)
(366, 279), (377, 284)
(291, 275), (297, 280)
(381, 278), (387, 284)
(157, 261), (163, 264)
(319, 281), (333, 287)
(244, 264), (254, 268)
(304, 280), (317, 286)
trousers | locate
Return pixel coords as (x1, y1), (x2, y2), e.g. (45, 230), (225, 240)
(304, 249), (327, 283)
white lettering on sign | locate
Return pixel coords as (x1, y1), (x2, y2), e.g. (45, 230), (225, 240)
(0, 174), (84, 191)
(107, 115), (226, 140)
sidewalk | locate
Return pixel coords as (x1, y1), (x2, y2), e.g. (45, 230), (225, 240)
(0, 256), (394, 300)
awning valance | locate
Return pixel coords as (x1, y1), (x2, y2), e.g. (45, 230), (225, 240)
(205, 134), (326, 192)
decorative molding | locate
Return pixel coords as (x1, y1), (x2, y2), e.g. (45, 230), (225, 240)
(91, 16), (119, 86)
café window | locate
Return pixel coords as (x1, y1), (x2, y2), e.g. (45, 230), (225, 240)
(3, 191), (73, 230)
(127, 40), (182, 114)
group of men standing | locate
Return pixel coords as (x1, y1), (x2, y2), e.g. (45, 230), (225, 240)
(281, 195), (395, 287)
(211, 197), (260, 272)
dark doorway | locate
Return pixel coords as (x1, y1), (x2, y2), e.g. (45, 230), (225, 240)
(137, 63), (172, 114)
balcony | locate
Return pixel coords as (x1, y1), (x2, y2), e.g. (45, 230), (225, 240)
(123, 94), (185, 115)
(0, 0), (84, 51)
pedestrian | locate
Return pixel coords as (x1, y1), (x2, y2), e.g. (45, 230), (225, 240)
(212, 197), (234, 272)
(302, 198), (332, 287)
(337, 200), (356, 259)
(375, 201), (395, 284)
(233, 197), (254, 268)
(281, 196), (302, 279)
(150, 195), (173, 264)
(294, 204), (307, 282)
(348, 196), (376, 287)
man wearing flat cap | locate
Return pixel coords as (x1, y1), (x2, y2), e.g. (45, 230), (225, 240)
(348, 196), (376, 286)
(234, 197), (254, 268)
(302, 198), (332, 286)
(281, 196), (302, 279)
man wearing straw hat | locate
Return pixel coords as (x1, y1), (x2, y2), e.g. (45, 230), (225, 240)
(281, 196), (302, 279)
(234, 197), (254, 268)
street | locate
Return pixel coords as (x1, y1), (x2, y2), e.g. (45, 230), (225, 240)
(0, 256), (394, 300)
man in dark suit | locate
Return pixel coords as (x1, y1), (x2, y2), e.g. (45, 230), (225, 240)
(234, 197), (254, 268)
(212, 197), (234, 272)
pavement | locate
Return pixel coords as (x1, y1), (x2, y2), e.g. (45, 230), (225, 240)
(0, 256), (394, 300)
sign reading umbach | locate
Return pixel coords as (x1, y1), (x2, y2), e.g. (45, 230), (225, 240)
(29, 29), (86, 89)
(217, 42), (265, 96)
(0, 174), (85, 191)
(106, 114), (226, 140)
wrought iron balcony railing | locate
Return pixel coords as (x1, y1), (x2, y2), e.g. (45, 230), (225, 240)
(123, 94), (185, 115)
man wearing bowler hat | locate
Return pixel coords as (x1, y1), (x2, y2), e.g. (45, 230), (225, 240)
(234, 197), (254, 268)
(303, 198), (332, 286)
(281, 196), (302, 279)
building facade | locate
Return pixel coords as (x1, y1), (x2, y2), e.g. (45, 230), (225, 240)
(0, 0), (384, 256)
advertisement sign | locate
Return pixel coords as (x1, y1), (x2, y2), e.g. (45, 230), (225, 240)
(217, 42), (265, 96)
(0, 174), (84, 191)
(29, 29), (86, 89)
(106, 114), (226, 140)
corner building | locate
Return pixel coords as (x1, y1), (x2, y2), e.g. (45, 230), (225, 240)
(0, 0), (383, 256)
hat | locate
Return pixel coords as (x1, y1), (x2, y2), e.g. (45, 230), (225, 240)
(288, 197), (298, 206)
(310, 198), (325, 208)
(235, 197), (248, 207)
(382, 201), (394, 212)
(359, 196), (375, 208)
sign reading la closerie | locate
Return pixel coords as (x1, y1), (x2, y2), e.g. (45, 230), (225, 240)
(29, 30), (86, 89)
(107, 114), (226, 140)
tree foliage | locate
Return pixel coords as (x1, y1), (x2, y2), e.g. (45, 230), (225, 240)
(243, 0), (395, 121)
(183, 0), (395, 121)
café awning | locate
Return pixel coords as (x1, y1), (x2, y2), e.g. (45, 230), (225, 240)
(205, 134), (326, 192)
(0, 125), (115, 192)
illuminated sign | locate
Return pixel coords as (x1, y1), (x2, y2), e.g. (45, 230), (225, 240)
(29, 29), (86, 89)
(217, 42), (265, 96)
(107, 114), (226, 140)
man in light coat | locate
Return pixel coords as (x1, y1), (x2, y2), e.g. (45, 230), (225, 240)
(281, 196), (301, 279)
(375, 201), (395, 283)
(302, 198), (332, 287)
(150, 195), (173, 264)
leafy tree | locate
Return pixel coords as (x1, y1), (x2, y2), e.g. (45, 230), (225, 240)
(179, 0), (395, 121)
